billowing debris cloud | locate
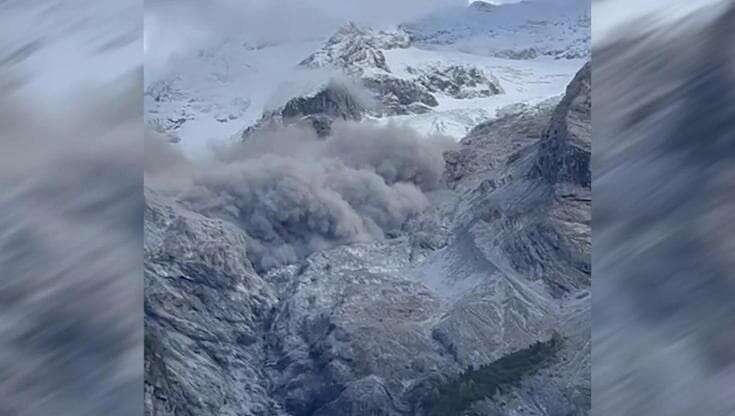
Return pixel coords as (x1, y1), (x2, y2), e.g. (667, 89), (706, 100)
(146, 122), (454, 270)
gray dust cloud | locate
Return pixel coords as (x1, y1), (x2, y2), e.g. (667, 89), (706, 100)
(146, 122), (454, 271)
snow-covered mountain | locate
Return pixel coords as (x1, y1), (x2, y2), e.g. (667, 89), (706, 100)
(404, 0), (589, 59)
(145, 0), (590, 157)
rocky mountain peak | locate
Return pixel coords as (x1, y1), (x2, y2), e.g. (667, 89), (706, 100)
(299, 22), (411, 74)
(242, 80), (368, 138)
(533, 61), (591, 187)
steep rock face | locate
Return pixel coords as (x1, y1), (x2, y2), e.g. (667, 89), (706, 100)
(533, 61), (591, 187)
(433, 63), (590, 414)
(444, 99), (558, 190)
(243, 82), (367, 138)
(144, 189), (284, 416)
(281, 84), (366, 122)
(300, 22), (411, 75)
(456, 63), (591, 297)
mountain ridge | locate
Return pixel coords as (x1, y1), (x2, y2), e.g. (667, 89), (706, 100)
(145, 0), (589, 156)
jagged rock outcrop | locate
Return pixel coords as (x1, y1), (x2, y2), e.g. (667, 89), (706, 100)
(281, 84), (365, 122)
(362, 74), (439, 115)
(292, 23), (438, 123)
(444, 99), (559, 190)
(300, 22), (411, 75)
(359, 63), (504, 117)
(243, 81), (367, 138)
(455, 63), (591, 297)
(144, 189), (284, 416)
(407, 64), (503, 99)
(532, 61), (591, 187)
